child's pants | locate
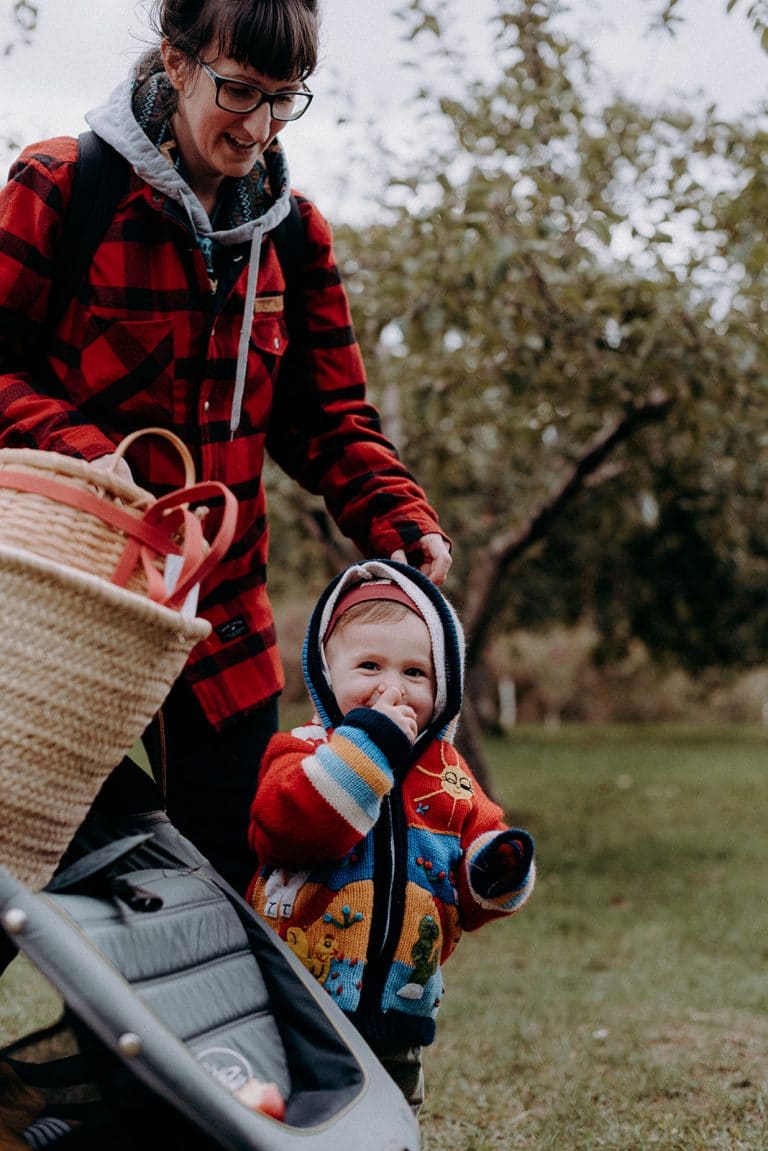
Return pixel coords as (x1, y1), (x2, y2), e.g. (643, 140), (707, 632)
(368, 1041), (424, 1117)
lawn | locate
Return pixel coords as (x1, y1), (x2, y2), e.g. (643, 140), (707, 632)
(419, 726), (768, 1150)
(1, 726), (767, 1150)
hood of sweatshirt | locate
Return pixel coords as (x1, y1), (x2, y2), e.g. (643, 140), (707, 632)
(85, 48), (292, 435)
(302, 560), (466, 756)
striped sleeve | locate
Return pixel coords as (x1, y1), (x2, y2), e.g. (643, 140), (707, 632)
(249, 711), (410, 868)
(302, 726), (395, 836)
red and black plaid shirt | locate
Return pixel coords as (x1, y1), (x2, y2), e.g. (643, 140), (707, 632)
(0, 137), (445, 727)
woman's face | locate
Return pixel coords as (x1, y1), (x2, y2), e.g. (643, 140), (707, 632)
(161, 43), (298, 193)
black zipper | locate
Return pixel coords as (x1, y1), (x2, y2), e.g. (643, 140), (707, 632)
(359, 789), (408, 1015)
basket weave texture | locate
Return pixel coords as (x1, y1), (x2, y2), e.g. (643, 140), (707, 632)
(0, 546), (210, 890)
(0, 443), (187, 599)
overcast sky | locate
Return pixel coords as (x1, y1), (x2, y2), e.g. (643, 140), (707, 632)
(0, 0), (765, 220)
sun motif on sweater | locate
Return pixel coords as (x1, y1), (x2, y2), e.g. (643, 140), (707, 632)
(413, 745), (474, 829)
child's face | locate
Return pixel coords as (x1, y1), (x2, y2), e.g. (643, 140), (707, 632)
(325, 611), (436, 734)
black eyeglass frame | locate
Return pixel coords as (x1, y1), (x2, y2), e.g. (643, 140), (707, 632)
(196, 59), (313, 122)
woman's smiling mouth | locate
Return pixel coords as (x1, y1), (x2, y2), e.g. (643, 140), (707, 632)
(224, 133), (258, 153)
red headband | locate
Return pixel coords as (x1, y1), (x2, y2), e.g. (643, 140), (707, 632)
(324, 581), (423, 643)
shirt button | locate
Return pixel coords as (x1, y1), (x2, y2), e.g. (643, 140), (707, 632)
(273, 337), (280, 350)
(203, 401), (210, 413)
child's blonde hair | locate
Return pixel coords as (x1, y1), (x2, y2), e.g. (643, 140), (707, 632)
(325, 598), (415, 647)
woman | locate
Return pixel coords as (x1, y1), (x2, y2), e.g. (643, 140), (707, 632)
(0, 0), (451, 892)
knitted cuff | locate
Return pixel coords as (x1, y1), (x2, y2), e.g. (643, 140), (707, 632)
(341, 706), (413, 767)
(469, 829), (535, 900)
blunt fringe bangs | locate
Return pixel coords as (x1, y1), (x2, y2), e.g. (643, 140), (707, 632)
(156, 0), (319, 80)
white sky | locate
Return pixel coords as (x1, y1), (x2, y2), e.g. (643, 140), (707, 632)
(0, 0), (765, 221)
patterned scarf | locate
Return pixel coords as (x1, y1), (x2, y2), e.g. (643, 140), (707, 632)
(130, 49), (290, 272)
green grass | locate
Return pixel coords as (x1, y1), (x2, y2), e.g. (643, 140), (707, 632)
(420, 726), (768, 1150)
(2, 726), (767, 1149)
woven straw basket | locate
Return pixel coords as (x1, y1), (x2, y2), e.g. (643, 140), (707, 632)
(0, 427), (202, 602)
(0, 429), (237, 889)
(0, 547), (210, 889)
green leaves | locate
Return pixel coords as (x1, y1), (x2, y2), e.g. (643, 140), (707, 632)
(661, 0), (768, 51)
(328, 0), (768, 674)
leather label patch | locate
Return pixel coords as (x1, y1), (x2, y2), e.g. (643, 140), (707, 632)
(253, 295), (284, 314)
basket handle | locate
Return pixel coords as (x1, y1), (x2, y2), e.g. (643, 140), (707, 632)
(109, 429), (238, 610)
(110, 427), (196, 488)
(111, 481), (239, 611)
(158, 483), (239, 611)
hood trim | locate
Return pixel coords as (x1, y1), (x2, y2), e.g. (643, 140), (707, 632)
(303, 560), (465, 754)
(85, 75), (292, 245)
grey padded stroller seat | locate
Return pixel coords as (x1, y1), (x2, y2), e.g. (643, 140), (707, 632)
(0, 763), (419, 1151)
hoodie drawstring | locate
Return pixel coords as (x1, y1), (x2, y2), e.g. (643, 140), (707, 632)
(231, 223), (264, 438)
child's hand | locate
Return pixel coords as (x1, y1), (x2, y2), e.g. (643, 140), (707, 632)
(369, 684), (418, 743)
(470, 830), (535, 899)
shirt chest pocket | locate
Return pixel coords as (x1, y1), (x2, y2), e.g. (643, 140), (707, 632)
(249, 315), (288, 372)
(76, 317), (176, 420)
(242, 315), (289, 428)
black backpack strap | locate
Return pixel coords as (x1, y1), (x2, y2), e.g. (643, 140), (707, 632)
(270, 193), (305, 338)
(47, 130), (129, 328)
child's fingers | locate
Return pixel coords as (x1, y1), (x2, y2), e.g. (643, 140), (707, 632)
(371, 685), (403, 708)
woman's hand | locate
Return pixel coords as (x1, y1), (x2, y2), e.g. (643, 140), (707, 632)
(389, 533), (452, 585)
(90, 451), (133, 483)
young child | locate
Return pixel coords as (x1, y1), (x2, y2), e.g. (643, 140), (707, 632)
(247, 559), (535, 1114)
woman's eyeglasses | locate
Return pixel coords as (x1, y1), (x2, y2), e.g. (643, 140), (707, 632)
(196, 60), (313, 122)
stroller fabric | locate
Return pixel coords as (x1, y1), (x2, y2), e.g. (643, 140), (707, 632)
(47, 867), (293, 1101)
(0, 763), (419, 1151)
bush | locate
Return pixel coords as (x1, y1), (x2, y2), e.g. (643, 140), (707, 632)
(483, 621), (768, 727)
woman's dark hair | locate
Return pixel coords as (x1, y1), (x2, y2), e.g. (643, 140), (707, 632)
(151, 0), (319, 80)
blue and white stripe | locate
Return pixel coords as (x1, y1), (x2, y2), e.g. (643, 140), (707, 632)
(302, 727), (394, 835)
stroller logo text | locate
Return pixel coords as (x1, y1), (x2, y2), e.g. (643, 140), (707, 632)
(197, 1046), (254, 1091)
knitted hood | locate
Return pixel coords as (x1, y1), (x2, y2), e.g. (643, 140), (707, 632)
(85, 48), (292, 435)
(302, 560), (465, 754)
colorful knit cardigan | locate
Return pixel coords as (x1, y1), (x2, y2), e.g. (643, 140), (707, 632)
(248, 715), (535, 1047)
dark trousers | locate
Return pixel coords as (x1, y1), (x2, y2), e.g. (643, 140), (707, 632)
(156, 677), (279, 895)
(367, 1040), (425, 1117)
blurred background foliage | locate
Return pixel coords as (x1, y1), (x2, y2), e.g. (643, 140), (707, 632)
(267, 0), (768, 735)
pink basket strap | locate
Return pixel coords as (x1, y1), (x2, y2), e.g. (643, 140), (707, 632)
(0, 470), (183, 558)
(0, 469), (238, 610)
(112, 481), (239, 610)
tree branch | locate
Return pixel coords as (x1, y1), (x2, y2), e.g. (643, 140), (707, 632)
(462, 389), (673, 665)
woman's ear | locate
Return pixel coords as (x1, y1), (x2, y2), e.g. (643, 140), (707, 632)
(161, 39), (189, 93)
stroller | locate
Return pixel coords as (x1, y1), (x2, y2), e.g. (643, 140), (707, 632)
(0, 760), (419, 1151)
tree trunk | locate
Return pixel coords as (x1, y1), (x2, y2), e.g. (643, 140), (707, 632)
(458, 390), (673, 788)
(283, 392), (673, 795)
